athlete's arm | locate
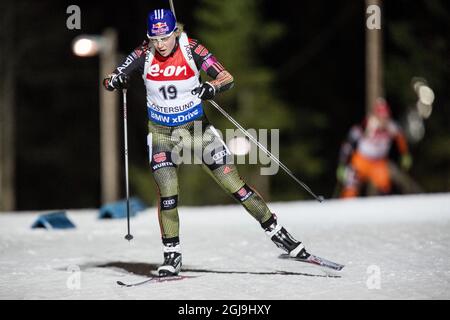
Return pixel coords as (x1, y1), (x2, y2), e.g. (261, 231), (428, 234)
(394, 129), (409, 155)
(389, 121), (412, 170)
(189, 39), (234, 93)
(103, 40), (149, 91)
(339, 125), (362, 164)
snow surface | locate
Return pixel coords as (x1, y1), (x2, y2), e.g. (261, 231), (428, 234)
(0, 193), (449, 300)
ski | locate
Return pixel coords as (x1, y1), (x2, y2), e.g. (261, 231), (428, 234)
(117, 275), (194, 287)
(279, 253), (345, 271)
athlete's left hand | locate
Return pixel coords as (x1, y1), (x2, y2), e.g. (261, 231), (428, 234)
(192, 82), (216, 100)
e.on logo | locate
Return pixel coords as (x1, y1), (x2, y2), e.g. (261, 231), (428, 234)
(147, 64), (194, 81)
(149, 65), (186, 77)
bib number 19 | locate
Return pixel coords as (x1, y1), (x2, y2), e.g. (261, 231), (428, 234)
(159, 85), (177, 100)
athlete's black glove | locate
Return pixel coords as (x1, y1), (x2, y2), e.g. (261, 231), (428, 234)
(192, 82), (216, 100)
(103, 73), (129, 91)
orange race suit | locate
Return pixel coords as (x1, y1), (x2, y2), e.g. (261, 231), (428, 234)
(338, 116), (409, 198)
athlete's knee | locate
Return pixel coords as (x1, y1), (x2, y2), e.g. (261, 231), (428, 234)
(160, 195), (178, 211)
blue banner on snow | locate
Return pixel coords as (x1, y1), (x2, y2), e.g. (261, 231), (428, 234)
(31, 211), (76, 230)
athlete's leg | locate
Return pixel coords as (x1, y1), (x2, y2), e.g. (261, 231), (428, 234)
(341, 152), (368, 198)
(341, 165), (360, 198)
(151, 150), (180, 240)
(369, 159), (391, 195)
(148, 122), (182, 276)
(199, 124), (272, 224)
(198, 124), (307, 257)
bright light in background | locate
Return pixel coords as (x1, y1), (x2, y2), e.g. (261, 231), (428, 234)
(418, 85), (435, 105)
(411, 77), (435, 120)
(416, 102), (433, 119)
(227, 136), (251, 155)
(72, 36), (100, 57)
(404, 77), (436, 143)
(406, 110), (425, 142)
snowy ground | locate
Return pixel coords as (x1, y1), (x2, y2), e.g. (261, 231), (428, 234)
(0, 193), (449, 300)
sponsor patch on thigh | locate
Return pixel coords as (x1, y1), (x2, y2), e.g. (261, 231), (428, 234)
(151, 151), (176, 172)
(204, 146), (231, 170)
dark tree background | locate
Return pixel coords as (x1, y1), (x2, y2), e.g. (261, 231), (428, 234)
(2, 0), (448, 210)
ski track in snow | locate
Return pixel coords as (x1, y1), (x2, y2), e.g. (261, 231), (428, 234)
(0, 193), (449, 300)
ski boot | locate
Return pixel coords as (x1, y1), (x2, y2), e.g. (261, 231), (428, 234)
(157, 241), (182, 277)
(261, 214), (309, 259)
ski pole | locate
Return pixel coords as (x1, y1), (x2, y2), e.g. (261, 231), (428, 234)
(122, 89), (134, 241)
(169, 0), (177, 19)
(207, 100), (324, 203)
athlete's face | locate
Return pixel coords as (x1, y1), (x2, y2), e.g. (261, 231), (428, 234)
(368, 114), (389, 131)
(151, 33), (177, 57)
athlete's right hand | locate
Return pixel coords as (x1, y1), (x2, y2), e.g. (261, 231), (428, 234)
(103, 73), (129, 91)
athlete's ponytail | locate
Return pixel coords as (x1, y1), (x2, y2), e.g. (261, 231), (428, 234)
(175, 23), (184, 37)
